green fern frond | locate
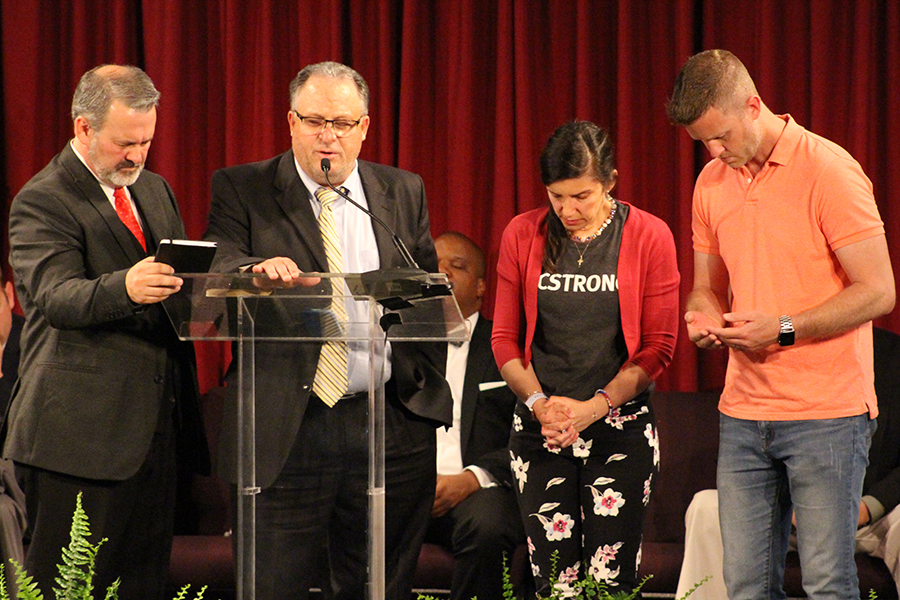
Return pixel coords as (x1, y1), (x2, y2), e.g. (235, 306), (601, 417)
(171, 584), (207, 600)
(676, 574), (710, 600)
(53, 491), (94, 599)
(500, 552), (515, 600)
(549, 549), (560, 583)
(50, 491), (122, 600)
(101, 578), (119, 600)
(593, 574), (651, 600)
(11, 559), (43, 600)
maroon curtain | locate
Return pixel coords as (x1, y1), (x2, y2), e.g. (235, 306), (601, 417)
(2, 0), (898, 394)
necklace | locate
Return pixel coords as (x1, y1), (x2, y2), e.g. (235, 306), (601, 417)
(570, 198), (617, 267)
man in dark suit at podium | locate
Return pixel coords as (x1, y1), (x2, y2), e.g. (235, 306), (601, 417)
(204, 61), (452, 600)
(427, 232), (525, 600)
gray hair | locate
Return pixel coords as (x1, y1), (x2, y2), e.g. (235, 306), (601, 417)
(666, 49), (758, 126)
(289, 61), (369, 113)
(71, 64), (160, 128)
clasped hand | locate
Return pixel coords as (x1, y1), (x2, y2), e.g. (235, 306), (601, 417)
(685, 310), (780, 353)
(535, 395), (601, 449)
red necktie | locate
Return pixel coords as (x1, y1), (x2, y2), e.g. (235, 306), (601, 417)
(113, 187), (146, 251)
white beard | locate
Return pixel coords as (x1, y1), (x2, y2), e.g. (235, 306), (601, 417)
(88, 139), (144, 187)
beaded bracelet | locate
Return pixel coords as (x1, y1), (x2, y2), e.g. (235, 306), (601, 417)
(595, 389), (614, 416)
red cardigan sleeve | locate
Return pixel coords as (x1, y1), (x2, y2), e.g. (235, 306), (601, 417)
(491, 211), (536, 370)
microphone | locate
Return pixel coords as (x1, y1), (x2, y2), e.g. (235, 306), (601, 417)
(320, 158), (420, 270)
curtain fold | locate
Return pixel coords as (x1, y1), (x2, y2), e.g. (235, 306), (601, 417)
(2, 0), (897, 393)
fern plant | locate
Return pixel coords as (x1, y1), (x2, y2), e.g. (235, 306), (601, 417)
(53, 489), (113, 600)
(416, 548), (653, 600)
(417, 549), (882, 600)
(414, 548), (710, 600)
(0, 492), (208, 600)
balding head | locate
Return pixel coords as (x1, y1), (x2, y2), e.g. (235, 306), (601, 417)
(72, 64), (160, 129)
(435, 232), (486, 319)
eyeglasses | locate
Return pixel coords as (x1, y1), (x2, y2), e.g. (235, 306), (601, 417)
(292, 111), (365, 137)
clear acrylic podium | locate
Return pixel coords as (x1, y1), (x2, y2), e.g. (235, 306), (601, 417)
(163, 271), (468, 600)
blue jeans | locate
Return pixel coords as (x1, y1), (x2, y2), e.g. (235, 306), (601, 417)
(717, 413), (874, 600)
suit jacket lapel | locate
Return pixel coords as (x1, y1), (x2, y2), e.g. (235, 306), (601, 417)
(358, 161), (396, 268)
(273, 152), (328, 272)
(459, 315), (490, 455)
(60, 144), (147, 263)
(129, 177), (168, 252)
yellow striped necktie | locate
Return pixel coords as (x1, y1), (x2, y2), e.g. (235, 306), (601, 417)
(313, 186), (349, 407)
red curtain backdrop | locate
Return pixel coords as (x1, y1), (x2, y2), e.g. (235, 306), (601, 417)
(2, 0), (898, 394)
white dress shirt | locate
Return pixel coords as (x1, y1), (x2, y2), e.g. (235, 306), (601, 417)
(436, 312), (494, 488)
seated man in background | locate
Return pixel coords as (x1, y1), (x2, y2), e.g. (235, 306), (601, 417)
(676, 327), (900, 599)
(0, 270), (26, 592)
(425, 232), (526, 600)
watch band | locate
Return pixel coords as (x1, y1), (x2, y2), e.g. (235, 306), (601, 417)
(778, 315), (795, 347)
(524, 391), (547, 413)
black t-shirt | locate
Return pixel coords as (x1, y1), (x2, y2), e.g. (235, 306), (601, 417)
(532, 203), (629, 401)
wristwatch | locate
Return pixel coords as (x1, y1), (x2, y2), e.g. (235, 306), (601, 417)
(778, 315), (795, 347)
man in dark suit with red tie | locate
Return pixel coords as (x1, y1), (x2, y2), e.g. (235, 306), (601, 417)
(204, 61), (452, 600)
(3, 65), (208, 599)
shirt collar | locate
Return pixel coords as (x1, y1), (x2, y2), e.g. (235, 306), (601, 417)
(466, 311), (480, 332)
(294, 157), (361, 204)
(765, 114), (800, 168)
(451, 311), (480, 347)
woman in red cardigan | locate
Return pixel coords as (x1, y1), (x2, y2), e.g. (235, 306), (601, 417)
(492, 121), (680, 597)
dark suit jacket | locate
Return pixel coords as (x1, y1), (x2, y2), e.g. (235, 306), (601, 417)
(459, 315), (517, 488)
(2, 143), (209, 481)
(205, 151), (452, 488)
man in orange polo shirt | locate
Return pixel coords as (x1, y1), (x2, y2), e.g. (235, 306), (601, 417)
(667, 49), (895, 600)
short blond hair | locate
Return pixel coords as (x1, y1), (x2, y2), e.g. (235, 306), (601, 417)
(666, 49), (758, 126)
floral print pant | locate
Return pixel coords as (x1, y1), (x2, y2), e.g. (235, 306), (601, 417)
(509, 400), (658, 598)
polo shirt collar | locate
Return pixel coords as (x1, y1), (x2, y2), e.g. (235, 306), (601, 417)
(766, 114), (800, 167)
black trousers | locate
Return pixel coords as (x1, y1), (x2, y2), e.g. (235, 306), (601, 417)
(17, 409), (177, 600)
(425, 485), (525, 600)
(247, 392), (436, 600)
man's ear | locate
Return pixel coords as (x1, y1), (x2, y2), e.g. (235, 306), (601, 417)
(476, 277), (486, 300)
(74, 115), (92, 145)
(746, 95), (762, 121)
